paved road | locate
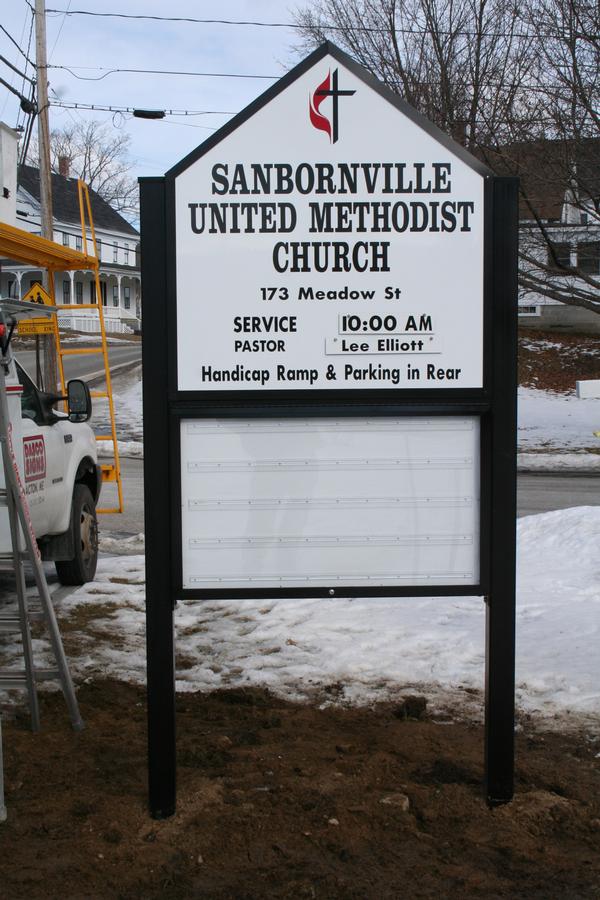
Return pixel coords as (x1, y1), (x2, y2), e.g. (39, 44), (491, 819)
(16, 344), (142, 383)
(517, 472), (600, 517)
(98, 457), (145, 537)
(97, 462), (600, 550)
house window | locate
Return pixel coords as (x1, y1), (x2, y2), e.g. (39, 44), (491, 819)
(124, 245), (129, 264)
(547, 241), (571, 271)
(90, 281), (107, 305)
(519, 305), (540, 316)
(75, 235), (82, 252)
(113, 284), (119, 307)
(578, 242), (600, 275)
(113, 242), (118, 263)
(123, 286), (131, 309)
(7, 279), (17, 298)
(62, 232), (69, 247)
(63, 280), (71, 304)
(96, 238), (101, 259)
(75, 282), (83, 304)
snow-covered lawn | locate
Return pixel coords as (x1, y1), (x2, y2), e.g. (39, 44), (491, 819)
(518, 387), (600, 469)
(2, 506), (596, 726)
(518, 387), (599, 451)
(103, 368), (600, 466)
(6, 369), (596, 725)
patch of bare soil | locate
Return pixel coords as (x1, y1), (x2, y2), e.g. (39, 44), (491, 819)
(1, 681), (599, 899)
(519, 328), (600, 393)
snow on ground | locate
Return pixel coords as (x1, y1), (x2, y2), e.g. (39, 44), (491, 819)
(93, 365), (143, 457)
(518, 452), (600, 471)
(98, 532), (145, 554)
(520, 337), (600, 358)
(2, 506), (597, 726)
(103, 369), (600, 464)
(4, 362), (586, 724)
(97, 439), (143, 460)
(61, 334), (135, 345)
(518, 387), (599, 451)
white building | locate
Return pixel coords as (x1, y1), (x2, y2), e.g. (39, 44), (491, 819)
(491, 139), (600, 334)
(0, 155), (140, 334)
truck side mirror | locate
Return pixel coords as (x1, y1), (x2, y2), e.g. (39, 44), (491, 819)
(67, 379), (92, 423)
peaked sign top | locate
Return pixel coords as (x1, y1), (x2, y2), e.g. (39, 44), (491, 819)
(171, 42), (490, 393)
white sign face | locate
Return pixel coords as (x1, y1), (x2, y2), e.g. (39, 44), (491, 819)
(174, 54), (484, 391)
(180, 417), (480, 590)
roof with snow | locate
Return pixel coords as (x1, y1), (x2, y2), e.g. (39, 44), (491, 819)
(18, 164), (138, 237)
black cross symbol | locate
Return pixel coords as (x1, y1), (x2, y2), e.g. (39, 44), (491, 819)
(316, 69), (356, 143)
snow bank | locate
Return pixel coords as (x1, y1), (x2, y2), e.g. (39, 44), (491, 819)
(518, 387), (599, 451)
(9, 506), (591, 725)
(103, 374), (600, 465)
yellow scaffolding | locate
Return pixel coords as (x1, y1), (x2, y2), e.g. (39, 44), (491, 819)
(0, 195), (124, 515)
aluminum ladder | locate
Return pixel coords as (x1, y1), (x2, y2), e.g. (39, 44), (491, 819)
(0, 310), (83, 736)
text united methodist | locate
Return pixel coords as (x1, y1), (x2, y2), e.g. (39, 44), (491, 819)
(187, 160), (477, 273)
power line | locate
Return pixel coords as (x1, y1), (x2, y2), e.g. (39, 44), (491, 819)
(50, 100), (234, 116)
(47, 63), (599, 92)
(41, 98), (600, 131)
(38, 6), (600, 44)
(0, 53), (35, 86)
(49, 0), (72, 62)
(0, 23), (36, 67)
(16, 8), (36, 132)
(33, 6), (539, 39)
(0, 74), (36, 111)
(42, 8), (307, 28)
(48, 64), (278, 81)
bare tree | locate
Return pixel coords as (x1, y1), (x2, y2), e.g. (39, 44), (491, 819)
(29, 119), (138, 220)
(294, 0), (536, 151)
(513, 0), (600, 313)
(294, 0), (600, 314)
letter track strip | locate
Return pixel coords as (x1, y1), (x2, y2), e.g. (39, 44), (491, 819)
(188, 534), (473, 549)
(187, 457), (474, 472)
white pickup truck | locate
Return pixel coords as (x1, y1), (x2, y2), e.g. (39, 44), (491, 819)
(1, 319), (101, 585)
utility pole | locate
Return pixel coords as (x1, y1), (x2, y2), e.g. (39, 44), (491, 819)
(35, 0), (58, 392)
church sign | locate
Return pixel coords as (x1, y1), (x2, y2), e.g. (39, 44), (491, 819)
(141, 42), (518, 819)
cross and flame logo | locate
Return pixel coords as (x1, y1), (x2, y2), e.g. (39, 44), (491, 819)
(309, 68), (356, 143)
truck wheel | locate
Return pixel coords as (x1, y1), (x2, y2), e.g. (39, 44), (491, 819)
(55, 484), (98, 585)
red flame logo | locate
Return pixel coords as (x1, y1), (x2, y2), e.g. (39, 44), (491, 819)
(308, 68), (356, 144)
(309, 71), (333, 141)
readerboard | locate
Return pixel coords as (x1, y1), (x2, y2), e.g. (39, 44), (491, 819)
(141, 41), (518, 817)
(180, 416), (480, 591)
(174, 54), (484, 392)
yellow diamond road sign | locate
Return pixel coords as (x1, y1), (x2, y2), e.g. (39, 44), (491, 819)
(22, 283), (53, 306)
(17, 284), (56, 334)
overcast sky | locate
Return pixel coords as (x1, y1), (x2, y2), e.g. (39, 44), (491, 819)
(1, 1), (304, 178)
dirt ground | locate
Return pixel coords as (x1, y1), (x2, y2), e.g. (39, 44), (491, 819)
(1, 327), (600, 898)
(1, 682), (599, 899)
(518, 328), (600, 393)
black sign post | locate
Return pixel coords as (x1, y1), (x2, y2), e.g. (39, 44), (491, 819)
(141, 42), (518, 819)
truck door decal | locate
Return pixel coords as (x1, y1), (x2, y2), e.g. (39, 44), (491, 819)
(6, 424), (42, 560)
(23, 434), (46, 482)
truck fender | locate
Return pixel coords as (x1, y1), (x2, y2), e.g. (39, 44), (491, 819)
(74, 456), (102, 504)
(51, 453), (101, 536)
(38, 457), (101, 562)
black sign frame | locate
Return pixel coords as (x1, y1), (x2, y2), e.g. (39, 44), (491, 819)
(141, 42), (518, 819)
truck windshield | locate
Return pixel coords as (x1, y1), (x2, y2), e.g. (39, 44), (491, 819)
(16, 362), (43, 423)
